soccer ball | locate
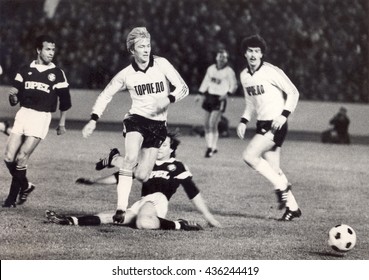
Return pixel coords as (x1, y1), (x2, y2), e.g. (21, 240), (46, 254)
(328, 224), (356, 252)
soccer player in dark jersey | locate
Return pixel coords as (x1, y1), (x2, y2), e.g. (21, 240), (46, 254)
(82, 27), (189, 224)
(2, 35), (72, 208)
(237, 35), (301, 221)
(195, 49), (238, 158)
(46, 134), (221, 230)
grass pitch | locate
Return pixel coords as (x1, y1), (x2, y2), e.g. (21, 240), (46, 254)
(0, 128), (368, 260)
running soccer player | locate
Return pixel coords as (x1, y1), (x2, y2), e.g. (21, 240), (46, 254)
(195, 49), (238, 157)
(46, 134), (221, 230)
(2, 35), (71, 208)
(237, 35), (301, 221)
(82, 27), (189, 224)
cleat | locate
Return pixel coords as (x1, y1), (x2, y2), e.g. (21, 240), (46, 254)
(275, 184), (291, 210)
(17, 183), (36, 205)
(204, 148), (213, 158)
(95, 148), (120, 170)
(113, 209), (125, 224)
(75, 177), (94, 185)
(45, 210), (74, 225)
(213, 149), (218, 154)
(2, 200), (16, 208)
(279, 207), (302, 221)
(178, 219), (203, 231)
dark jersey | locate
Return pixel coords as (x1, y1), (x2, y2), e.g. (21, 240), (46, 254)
(13, 61), (72, 112)
(142, 158), (200, 200)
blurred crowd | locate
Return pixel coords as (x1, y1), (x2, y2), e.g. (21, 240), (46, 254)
(0, 0), (368, 102)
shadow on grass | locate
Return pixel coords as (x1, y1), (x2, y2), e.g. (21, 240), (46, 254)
(309, 251), (346, 258)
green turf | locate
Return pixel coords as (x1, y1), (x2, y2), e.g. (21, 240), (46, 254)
(0, 130), (368, 260)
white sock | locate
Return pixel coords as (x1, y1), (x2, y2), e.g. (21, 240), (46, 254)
(116, 169), (133, 211)
(286, 191), (299, 211)
(278, 169), (289, 186)
(205, 132), (213, 149)
(254, 159), (287, 190)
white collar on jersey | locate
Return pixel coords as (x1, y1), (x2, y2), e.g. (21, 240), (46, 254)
(155, 157), (176, 166)
(30, 60), (56, 72)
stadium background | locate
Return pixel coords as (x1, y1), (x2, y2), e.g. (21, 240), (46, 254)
(0, 0), (368, 142)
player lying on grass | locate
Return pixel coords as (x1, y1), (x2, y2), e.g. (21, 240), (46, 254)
(46, 133), (221, 231)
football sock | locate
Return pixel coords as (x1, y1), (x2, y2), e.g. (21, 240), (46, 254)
(278, 169), (289, 186)
(15, 166), (29, 193)
(77, 215), (101, 226)
(116, 169), (133, 211)
(205, 132), (213, 149)
(286, 191), (299, 211)
(6, 166), (27, 203)
(253, 159), (287, 190)
(158, 217), (177, 230)
(4, 160), (15, 176)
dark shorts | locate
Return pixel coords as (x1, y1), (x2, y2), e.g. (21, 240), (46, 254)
(202, 93), (226, 113)
(256, 120), (288, 147)
(123, 114), (167, 148)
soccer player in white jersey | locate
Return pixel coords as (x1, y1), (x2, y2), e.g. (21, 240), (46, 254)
(2, 35), (71, 208)
(82, 27), (189, 224)
(46, 134), (221, 230)
(195, 49), (238, 157)
(237, 35), (301, 221)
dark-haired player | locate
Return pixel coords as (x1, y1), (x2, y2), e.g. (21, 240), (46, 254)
(46, 134), (221, 230)
(195, 49), (238, 157)
(237, 35), (301, 221)
(82, 27), (189, 224)
(2, 35), (71, 208)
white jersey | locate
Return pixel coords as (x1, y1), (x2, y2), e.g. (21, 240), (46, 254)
(91, 56), (189, 121)
(240, 62), (299, 121)
(199, 64), (238, 97)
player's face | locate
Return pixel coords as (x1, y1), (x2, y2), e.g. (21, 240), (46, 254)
(132, 38), (151, 64)
(245, 47), (263, 68)
(157, 137), (172, 160)
(216, 52), (228, 69)
(38, 42), (55, 65)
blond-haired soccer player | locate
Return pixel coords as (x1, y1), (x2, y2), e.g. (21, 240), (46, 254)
(46, 134), (221, 230)
(82, 27), (189, 224)
(237, 35), (301, 221)
(195, 49), (238, 157)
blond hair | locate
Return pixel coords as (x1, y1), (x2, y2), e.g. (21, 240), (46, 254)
(126, 27), (151, 52)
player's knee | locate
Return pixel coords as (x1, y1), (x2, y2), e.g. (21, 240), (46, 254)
(136, 215), (160, 229)
(243, 150), (257, 168)
(122, 154), (138, 170)
(134, 168), (150, 182)
(15, 152), (29, 166)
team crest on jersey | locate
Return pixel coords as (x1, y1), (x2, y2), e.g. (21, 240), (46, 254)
(167, 164), (176, 172)
(48, 73), (56, 82)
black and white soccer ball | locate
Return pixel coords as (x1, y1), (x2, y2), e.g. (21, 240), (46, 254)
(328, 224), (357, 252)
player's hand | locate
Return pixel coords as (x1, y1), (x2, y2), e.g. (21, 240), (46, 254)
(9, 94), (19, 106)
(82, 120), (96, 138)
(113, 209), (125, 224)
(56, 125), (66, 135)
(272, 115), (287, 130)
(237, 122), (247, 139)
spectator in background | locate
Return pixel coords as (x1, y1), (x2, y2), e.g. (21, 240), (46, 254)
(321, 107), (350, 144)
(195, 49), (237, 158)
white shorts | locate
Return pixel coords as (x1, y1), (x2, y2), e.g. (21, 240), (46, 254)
(12, 107), (52, 139)
(128, 192), (169, 218)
